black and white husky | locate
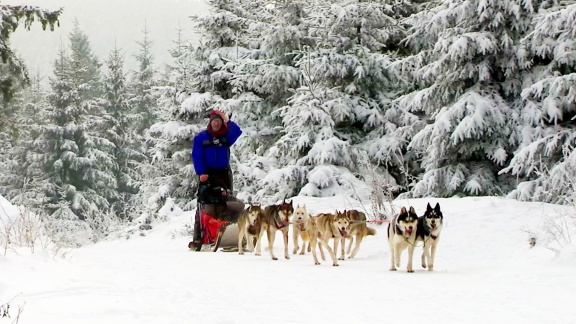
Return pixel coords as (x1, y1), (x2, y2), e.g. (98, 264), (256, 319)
(416, 203), (444, 271)
(388, 206), (419, 272)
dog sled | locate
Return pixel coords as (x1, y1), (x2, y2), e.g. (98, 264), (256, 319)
(188, 207), (240, 252)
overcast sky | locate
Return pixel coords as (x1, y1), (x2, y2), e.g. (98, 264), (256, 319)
(5, 0), (209, 78)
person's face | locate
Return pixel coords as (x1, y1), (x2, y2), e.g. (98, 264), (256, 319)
(210, 118), (223, 131)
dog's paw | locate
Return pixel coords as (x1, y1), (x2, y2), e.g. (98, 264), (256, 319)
(389, 268), (397, 271)
(315, 262), (321, 265)
(239, 252), (244, 255)
(285, 256), (290, 260)
(272, 257), (278, 260)
(332, 263), (339, 266)
(407, 269), (414, 273)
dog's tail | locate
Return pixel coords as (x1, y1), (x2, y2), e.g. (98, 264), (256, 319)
(367, 228), (377, 236)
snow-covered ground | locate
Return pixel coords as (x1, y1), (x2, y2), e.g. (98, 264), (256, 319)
(1, 195), (576, 323)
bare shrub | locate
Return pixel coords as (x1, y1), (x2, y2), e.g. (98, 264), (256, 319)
(1, 295), (25, 324)
(356, 152), (400, 221)
(84, 207), (128, 242)
(523, 148), (576, 250)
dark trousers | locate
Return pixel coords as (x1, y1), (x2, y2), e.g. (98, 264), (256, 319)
(206, 167), (233, 191)
(193, 167), (234, 242)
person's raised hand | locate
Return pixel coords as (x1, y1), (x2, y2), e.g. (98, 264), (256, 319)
(213, 110), (229, 123)
(199, 174), (208, 182)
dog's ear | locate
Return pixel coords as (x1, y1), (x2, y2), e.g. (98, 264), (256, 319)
(427, 203), (432, 212)
(434, 203), (441, 212)
(400, 206), (407, 214)
(409, 206), (416, 214)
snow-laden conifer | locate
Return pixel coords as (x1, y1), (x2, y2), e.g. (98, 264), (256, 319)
(503, 4), (576, 203)
(43, 24), (116, 221)
(393, 0), (547, 197)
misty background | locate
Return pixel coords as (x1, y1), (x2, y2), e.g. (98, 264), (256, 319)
(5, 0), (209, 77)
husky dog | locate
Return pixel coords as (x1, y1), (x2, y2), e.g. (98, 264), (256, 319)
(256, 199), (293, 260)
(338, 209), (377, 259)
(417, 203), (444, 271)
(237, 204), (264, 255)
(388, 206), (419, 272)
(291, 204), (312, 255)
(310, 212), (350, 266)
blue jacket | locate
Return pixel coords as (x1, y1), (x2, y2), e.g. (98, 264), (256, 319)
(191, 120), (242, 175)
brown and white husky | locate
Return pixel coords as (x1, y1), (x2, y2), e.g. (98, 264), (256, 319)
(256, 199), (293, 260)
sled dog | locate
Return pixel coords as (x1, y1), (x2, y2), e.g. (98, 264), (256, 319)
(291, 204), (312, 255)
(237, 204), (264, 255)
(310, 211), (350, 266)
(337, 209), (376, 259)
(416, 202), (444, 271)
(388, 206), (419, 272)
(256, 199), (293, 260)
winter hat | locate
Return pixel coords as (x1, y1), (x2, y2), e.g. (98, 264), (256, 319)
(209, 110), (223, 121)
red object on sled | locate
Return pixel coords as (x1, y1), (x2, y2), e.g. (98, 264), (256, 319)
(201, 210), (229, 245)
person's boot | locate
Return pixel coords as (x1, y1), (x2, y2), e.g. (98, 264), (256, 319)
(189, 210), (202, 251)
(188, 240), (202, 251)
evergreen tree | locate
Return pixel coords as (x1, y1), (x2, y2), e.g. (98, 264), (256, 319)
(391, 0), (548, 197)
(43, 25), (116, 221)
(130, 23), (158, 135)
(502, 3), (576, 204)
(163, 23), (194, 87)
(224, 0), (306, 201)
(101, 46), (145, 218)
(274, 0), (416, 199)
(68, 20), (102, 98)
(0, 5), (60, 201)
(0, 72), (50, 207)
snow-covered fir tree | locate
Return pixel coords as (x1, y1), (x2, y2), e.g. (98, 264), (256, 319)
(391, 0), (549, 198)
(43, 25), (117, 221)
(0, 60), (24, 173)
(100, 46), (146, 218)
(223, 0), (306, 202)
(502, 3), (576, 204)
(129, 25), (159, 136)
(162, 23), (193, 86)
(120, 26), (164, 217)
(278, 0), (418, 200)
(0, 5), (60, 190)
(0, 73), (50, 207)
